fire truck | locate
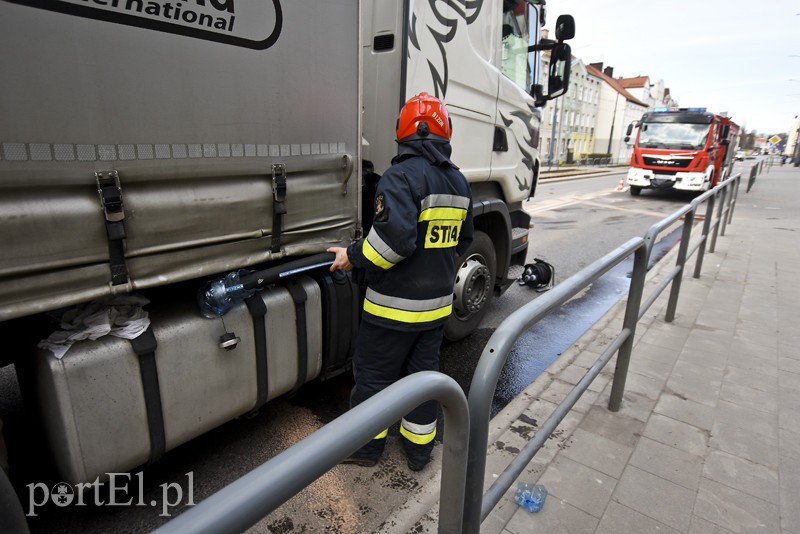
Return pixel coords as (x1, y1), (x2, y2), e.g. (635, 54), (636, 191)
(624, 108), (740, 196)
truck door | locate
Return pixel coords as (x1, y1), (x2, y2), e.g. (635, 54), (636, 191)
(493, 0), (541, 204)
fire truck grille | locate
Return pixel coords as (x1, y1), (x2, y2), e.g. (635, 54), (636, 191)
(642, 156), (693, 169)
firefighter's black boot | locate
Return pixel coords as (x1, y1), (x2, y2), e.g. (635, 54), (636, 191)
(401, 439), (434, 471)
(341, 437), (385, 467)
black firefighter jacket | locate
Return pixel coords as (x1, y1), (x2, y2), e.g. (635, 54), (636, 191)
(347, 139), (474, 331)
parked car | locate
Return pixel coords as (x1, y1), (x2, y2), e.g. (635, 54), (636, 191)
(735, 149), (745, 161)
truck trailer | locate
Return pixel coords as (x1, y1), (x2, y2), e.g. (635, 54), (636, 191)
(0, 0), (574, 523)
(624, 107), (740, 195)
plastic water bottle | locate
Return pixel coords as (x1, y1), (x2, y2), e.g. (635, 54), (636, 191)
(514, 482), (547, 513)
(198, 270), (256, 317)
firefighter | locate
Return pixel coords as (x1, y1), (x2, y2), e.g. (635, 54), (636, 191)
(328, 92), (474, 470)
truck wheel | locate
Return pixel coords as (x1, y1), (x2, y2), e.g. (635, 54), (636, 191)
(444, 231), (496, 341)
(629, 186), (642, 196)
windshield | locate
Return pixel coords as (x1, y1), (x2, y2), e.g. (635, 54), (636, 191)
(638, 122), (711, 150)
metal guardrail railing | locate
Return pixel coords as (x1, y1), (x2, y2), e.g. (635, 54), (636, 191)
(746, 160), (762, 193)
(154, 372), (469, 534)
(461, 170), (755, 532)
(155, 163), (765, 534)
(462, 237), (645, 531)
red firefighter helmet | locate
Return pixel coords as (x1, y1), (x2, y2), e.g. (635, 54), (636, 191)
(396, 92), (453, 141)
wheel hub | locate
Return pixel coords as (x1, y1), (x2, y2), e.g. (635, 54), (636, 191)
(453, 258), (491, 317)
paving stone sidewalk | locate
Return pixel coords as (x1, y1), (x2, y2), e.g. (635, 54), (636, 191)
(483, 163), (800, 534)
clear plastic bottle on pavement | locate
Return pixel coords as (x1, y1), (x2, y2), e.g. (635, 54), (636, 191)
(514, 482), (547, 513)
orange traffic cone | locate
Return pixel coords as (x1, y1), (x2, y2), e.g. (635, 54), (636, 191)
(615, 177), (626, 192)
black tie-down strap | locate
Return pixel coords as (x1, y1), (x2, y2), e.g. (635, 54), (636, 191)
(271, 164), (287, 253)
(285, 279), (308, 393)
(130, 327), (166, 464)
(244, 294), (269, 413)
(96, 171), (129, 286)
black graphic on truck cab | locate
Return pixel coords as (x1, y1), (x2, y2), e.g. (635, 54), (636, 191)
(407, 0), (484, 99)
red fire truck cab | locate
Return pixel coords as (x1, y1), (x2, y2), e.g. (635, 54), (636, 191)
(625, 107), (740, 196)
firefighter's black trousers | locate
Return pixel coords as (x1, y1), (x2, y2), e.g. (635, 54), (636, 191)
(350, 321), (444, 451)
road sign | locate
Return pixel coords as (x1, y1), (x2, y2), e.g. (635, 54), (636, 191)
(769, 135), (781, 144)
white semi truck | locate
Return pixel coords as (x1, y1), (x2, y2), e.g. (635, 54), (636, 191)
(0, 0), (573, 523)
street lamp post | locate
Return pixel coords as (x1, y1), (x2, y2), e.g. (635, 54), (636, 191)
(606, 94), (619, 160)
(556, 99), (565, 165)
(548, 98), (558, 169)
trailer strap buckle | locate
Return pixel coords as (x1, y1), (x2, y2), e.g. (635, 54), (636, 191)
(272, 163), (287, 203)
(271, 164), (287, 253)
(96, 171), (129, 286)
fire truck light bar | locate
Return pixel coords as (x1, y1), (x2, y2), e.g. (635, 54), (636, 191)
(652, 107), (707, 113)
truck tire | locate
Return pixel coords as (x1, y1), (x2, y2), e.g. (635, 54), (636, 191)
(629, 186), (642, 196)
(444, 231), (496, 341)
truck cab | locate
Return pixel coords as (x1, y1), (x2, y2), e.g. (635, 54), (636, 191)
(363, 0), (573, 338)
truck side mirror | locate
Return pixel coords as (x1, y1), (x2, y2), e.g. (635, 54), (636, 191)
(546, 42), (571, 99)
(554, 14), (575, 41)
(530, 13), (574, 107)
(624, 123), (633, 142)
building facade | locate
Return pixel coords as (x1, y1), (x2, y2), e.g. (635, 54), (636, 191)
(539, 56), (603, 165)
(587, 63), (648, 164)
(617, 75), (677, 110)
(535, 45), (685, 167)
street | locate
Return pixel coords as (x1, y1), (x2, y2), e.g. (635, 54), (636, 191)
(5, 164), (753, 533)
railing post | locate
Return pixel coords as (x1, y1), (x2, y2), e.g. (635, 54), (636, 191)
(708, 186), (727, 253)
(693, 192), (716, 278)
(608, 243), (648, 412)
(727, 174), (740, 224)
(746, 165), (757, 193)
(462, 340), (514, 534)
(720, 180), (734, 237)
(665, 204), (696, 322)
(462, 240), (643, 532)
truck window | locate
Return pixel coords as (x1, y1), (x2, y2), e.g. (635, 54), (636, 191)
(500, 0), (534, 90)
(638, 122), (712, 150)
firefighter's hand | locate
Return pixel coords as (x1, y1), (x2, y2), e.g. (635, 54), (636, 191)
(327, 247), (353, 272)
